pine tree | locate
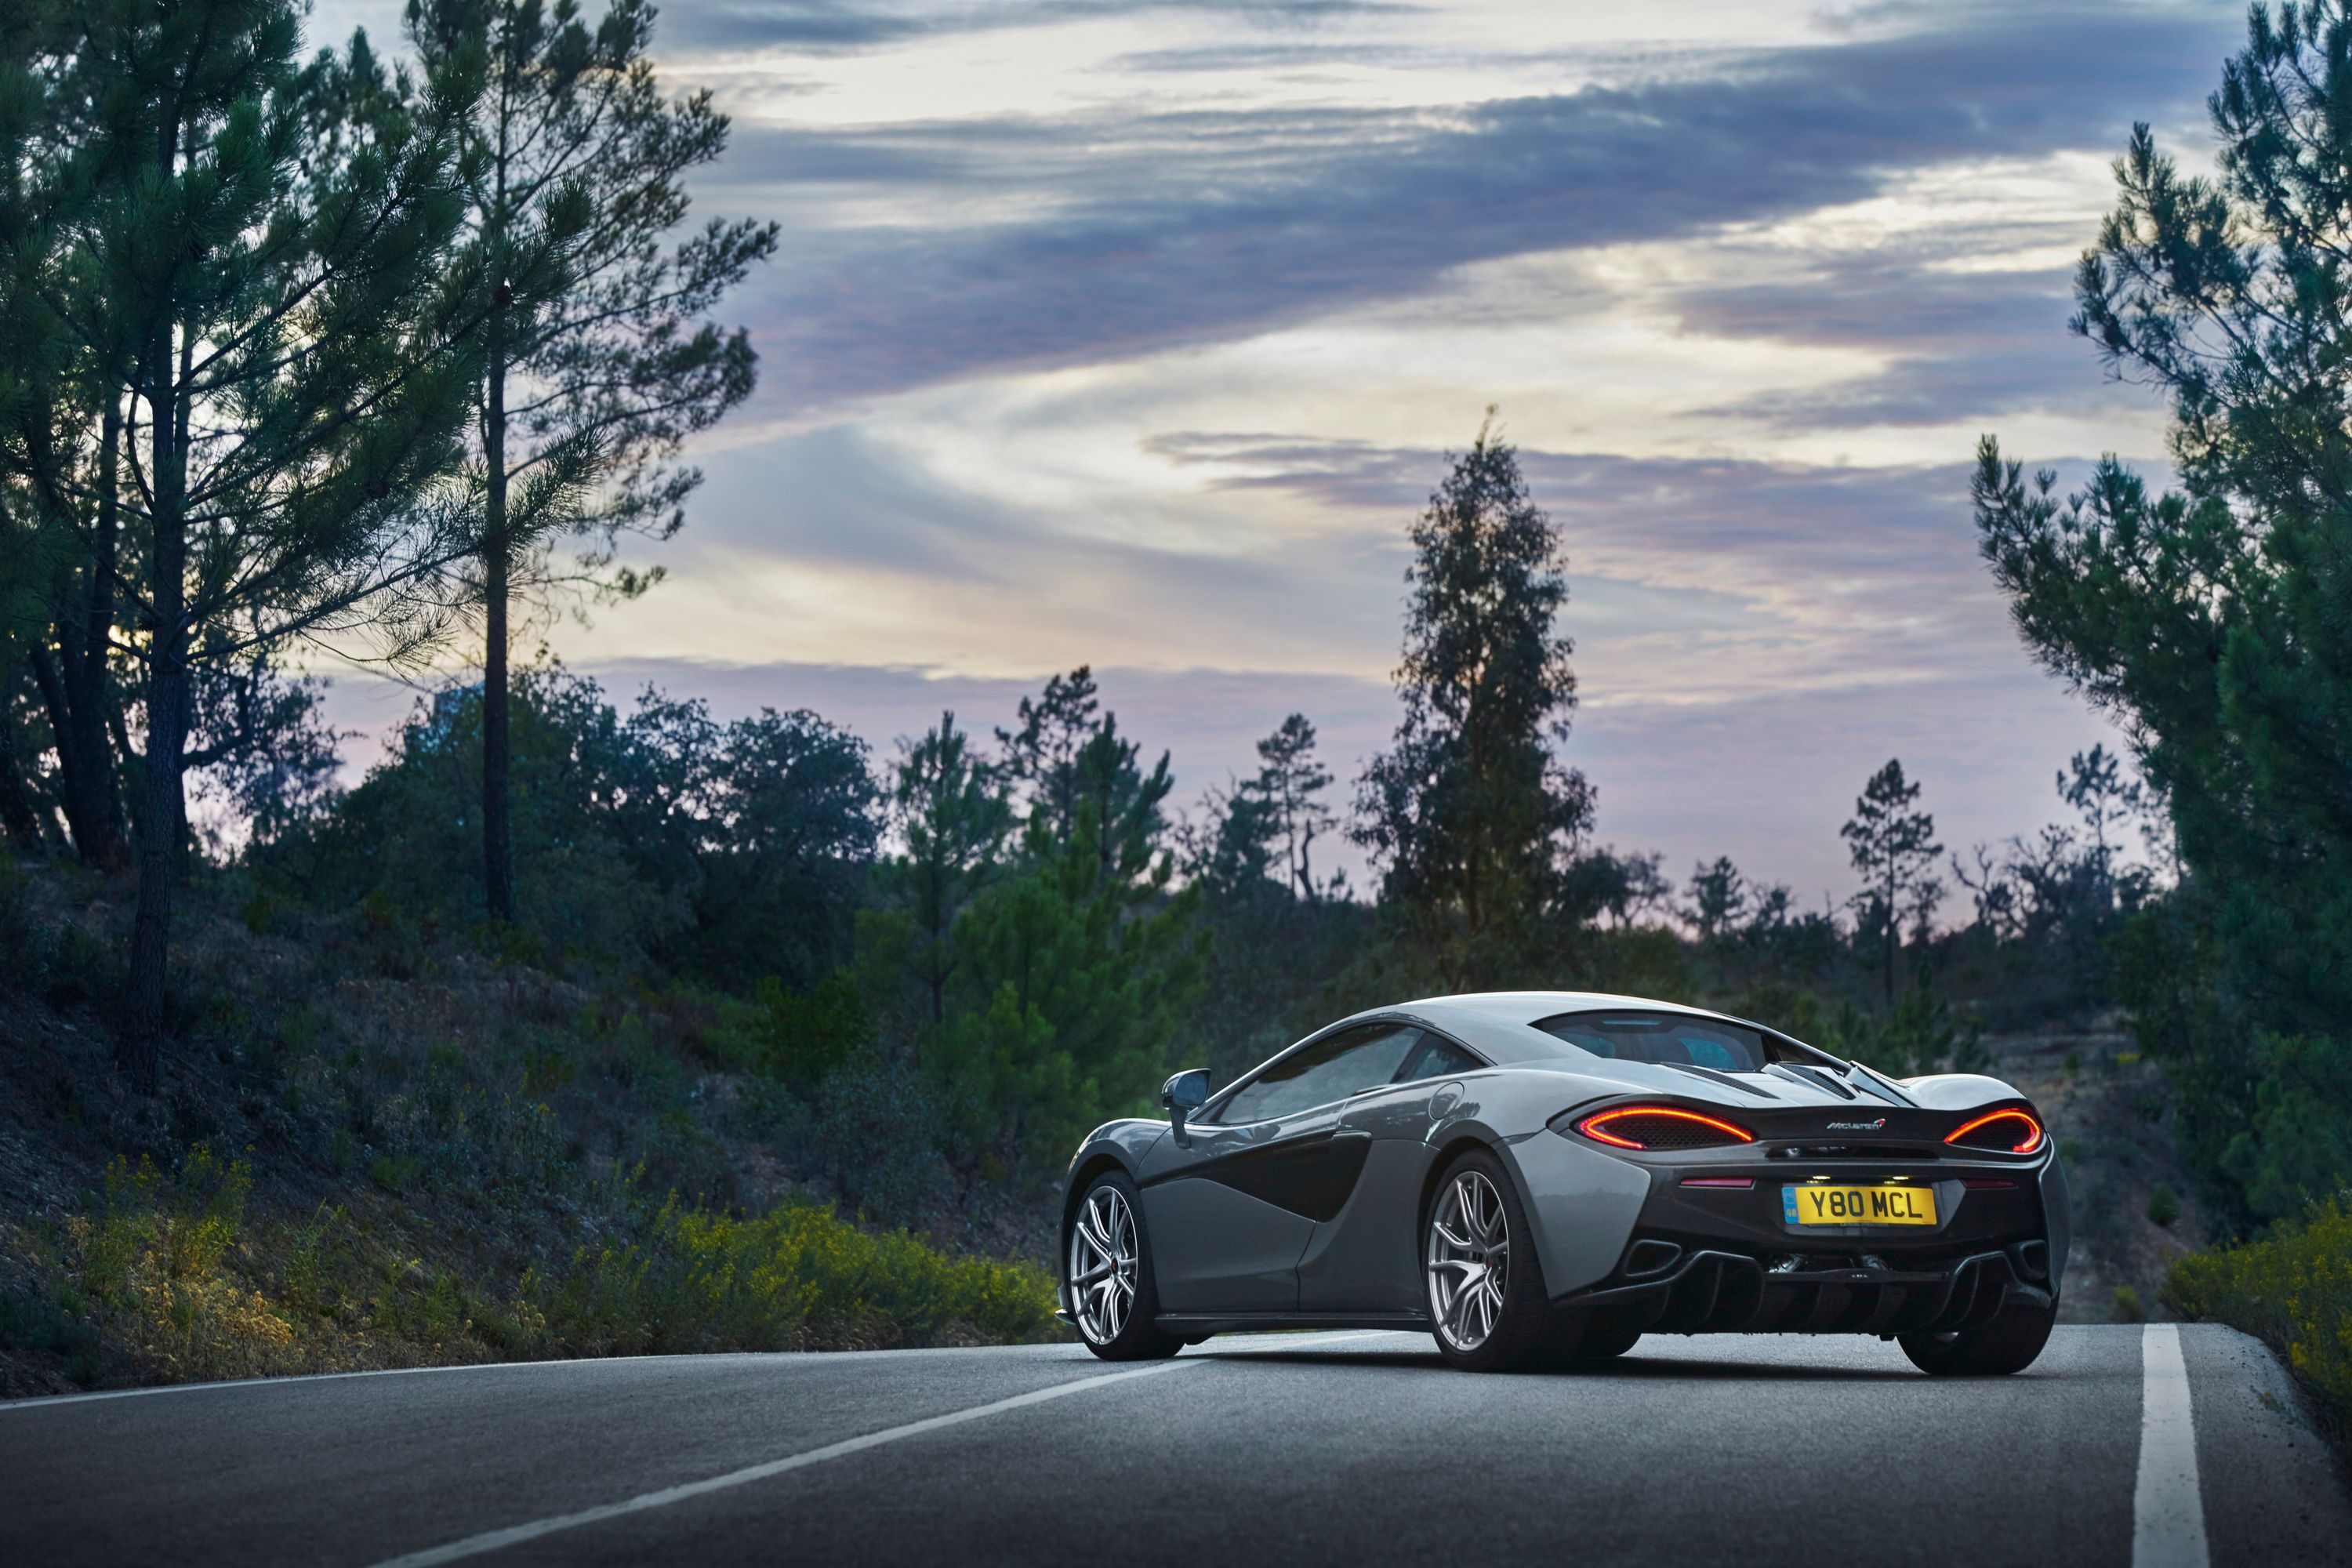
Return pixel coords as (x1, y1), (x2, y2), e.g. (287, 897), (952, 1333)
(0, 0), (490, 1085)
(996, 666), (1102, 848)
(1841, 760), (1941, 1007)
(924, 675), (1202, 1176)
(2059, 743), (2143, 880)
(405, 0), (776, 924)
(1686, 856), (1748, 946)
(882, 711), (1011, 1025)
(1354, 412), (1592, 986)
(941, 789), (1200, 1169)
(1974, 2), (2352, 1214)
(1254, 713), (1334, 902)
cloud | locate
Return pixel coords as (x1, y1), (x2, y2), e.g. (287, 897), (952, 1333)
(731, 4), (2238, 411)
(1665, 252), (2152, 429)
(644, 419), (1421, 679)
(664, 0), (1412, 55)
(653, 411), (2074, 728)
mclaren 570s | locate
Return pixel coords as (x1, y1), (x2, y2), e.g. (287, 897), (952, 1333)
(1058, 993), (2065, 1374)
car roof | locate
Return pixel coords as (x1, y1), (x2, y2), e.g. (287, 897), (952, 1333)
(1367, 990), (1782, 1065)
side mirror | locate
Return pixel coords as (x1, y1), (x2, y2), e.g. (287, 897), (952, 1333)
(1161, 1069), (1210, 1146)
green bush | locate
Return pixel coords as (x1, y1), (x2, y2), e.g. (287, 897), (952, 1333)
(522, 1196), (1058, 1356)
(2166, 1195), (2352, 1433)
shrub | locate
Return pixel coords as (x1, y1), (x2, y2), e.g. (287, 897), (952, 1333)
(2112, 1285), (2143, 1323)
(2147, 1185), (2180, 1228)
(2166, 1194), (2352, 1436)
(72, 1146), (303, 1382)
(522, 1196), (1058, 1356)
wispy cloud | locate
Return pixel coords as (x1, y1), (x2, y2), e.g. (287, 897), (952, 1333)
(666, 0), (1414, 54)
(724, 5), (2233, 411)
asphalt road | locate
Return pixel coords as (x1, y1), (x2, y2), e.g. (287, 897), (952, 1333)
(4, 1325), (2346, 1567)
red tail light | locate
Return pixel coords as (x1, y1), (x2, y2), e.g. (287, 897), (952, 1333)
(1576, 1105), (1755, 1150)
(1945, 1108), (2045, 1154)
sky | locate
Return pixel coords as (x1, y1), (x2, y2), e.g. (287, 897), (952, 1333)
(315, 0), (2240, 907)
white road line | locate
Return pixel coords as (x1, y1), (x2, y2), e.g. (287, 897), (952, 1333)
(2133, 1323), (2211, 1568)
(0, 1342), (1078, 1414)
(368, 1359), (1196, 1567)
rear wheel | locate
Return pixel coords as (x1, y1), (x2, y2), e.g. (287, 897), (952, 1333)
(1068, 1173), (1183, 1362)
(1424, 1149), (1576, 1372)
(1899, 1290), (2056, 1376)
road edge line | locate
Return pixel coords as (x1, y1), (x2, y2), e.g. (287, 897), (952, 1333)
(2133, 1322), (2212, 1568)
(368, 1359), (1196, 1566)
(0, 1342), (1073, 1414)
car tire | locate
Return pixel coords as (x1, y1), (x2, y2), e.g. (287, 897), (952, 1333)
(1570, 1319), (1642, 1363)
(1898, 1290), (2056, 1376)
(1067, 1171), (1184, 1363)
(1423, 1148), (1575, 1373)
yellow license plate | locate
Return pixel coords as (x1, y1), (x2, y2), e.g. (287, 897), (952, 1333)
(1782, 1184), (1938, 1226)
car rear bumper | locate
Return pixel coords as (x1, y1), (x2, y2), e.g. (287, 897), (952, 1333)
(1512, 1131), (2066, 1332)
(1556, 1240), (2053, 1338)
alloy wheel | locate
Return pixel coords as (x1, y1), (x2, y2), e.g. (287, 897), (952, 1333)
(1069, 1184), (1140, 1345)
(1427, 1169), (1510, 1351)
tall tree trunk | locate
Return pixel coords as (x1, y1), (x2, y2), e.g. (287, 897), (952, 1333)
(482, 328), (514, 924)
(124, 267), (187, 1091)
(125, 629), (185, 1088)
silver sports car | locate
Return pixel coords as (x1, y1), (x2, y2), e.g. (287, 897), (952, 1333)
(1058, 992), (2067, 1374)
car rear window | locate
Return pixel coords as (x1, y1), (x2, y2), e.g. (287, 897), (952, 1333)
(1531, 1011), (1776, 1073)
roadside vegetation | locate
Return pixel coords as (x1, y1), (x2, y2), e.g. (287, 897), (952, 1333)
(2165, 1197), (2351, 1439)
(0, 851), (1059, 1396)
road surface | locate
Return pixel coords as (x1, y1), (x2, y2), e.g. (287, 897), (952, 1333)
(4, 1325), (2345, 1566)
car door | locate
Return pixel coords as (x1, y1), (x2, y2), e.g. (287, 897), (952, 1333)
(1136, 1022), (1422, 1314)
(1298, 1029), (1491, 1315)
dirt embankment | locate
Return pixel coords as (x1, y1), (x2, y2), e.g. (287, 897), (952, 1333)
(1982, 1029), (2208, 1324)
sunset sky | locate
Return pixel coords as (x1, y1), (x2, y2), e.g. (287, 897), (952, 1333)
(318, 0), (2237, 905)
